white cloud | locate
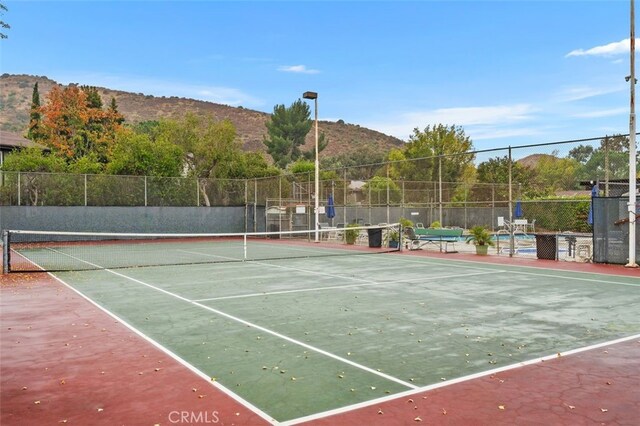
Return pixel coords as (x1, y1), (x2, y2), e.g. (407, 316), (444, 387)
(404, 104), (535, 127)
(277, 65), (320, 74)
(468, 126), (544, 141)
(361, 104), (537, 141)
(566, 38), (638, 57)
(572, 107), (628, 118)
(554, 85), (624, 102)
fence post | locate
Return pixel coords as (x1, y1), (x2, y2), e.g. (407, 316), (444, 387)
(84, 174), (87, 206)
(2, 230), (9, 273)
(438, 156), (443, 225)
(343, 169), (347, 225)
(196, 178), (200, 206)
(254, 179), (258, 232)
(508, 146), (514, 257)
(144, 176), (148, 207)
(491, 184), (495, 231)
(17, 172), (20, 206)
(386, 163), (390, 224)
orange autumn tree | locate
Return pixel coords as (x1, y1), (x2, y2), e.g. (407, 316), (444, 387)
(39, 85), (124, 164)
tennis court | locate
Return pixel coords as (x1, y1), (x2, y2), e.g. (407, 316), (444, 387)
(2, 228), (640, 424)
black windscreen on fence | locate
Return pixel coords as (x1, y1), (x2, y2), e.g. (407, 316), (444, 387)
(593, 197), (640, 264)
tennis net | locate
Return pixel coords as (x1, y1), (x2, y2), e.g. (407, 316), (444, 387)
(2, 224), (402, 273)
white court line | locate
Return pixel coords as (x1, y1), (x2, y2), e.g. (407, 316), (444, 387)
(34, 251), (277, 424)
(48, 248), (418, 391)
(389, 254), (640, 286)
(396, 256), (635, 286)
(280, 332), (640, 426)
(181, 248), (500, 289)
(193, 270), (500, 302)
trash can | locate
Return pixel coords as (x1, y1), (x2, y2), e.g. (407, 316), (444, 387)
(535, 233), (556, 260)
(367, 228), (382, 248)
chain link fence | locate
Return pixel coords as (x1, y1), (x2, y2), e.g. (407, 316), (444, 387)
(1, 134), (637, 263)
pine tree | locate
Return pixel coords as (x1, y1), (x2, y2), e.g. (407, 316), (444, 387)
(108, 97), (125, 125)
(27, 82), (43, 141)
(263, 99), (327, 169)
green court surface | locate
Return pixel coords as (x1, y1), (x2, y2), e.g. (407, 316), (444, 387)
(48, 250), (640, 423)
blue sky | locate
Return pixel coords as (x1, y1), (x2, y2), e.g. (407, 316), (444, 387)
(1, 1), (635, 150)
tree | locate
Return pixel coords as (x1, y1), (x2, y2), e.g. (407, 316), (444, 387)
(320, 147), (387, 180)
(477, 156), (532, 185)
(263, 99), (326, 168)
(530, 153), (580, 196)
(363, 176), (402, 204)
(388, 124), (475, 183)
(0, 147), (66, 173)
(572, 135), (637, 182)
(106, 128), (183, 177)
(568, 145), (594, 164)
(0, 3), (10, 39)
(239, 152), (280, 179)
(157, 114), (244, 206)
(0, 148), (68, 205)
(27, 82), (44, 141)
(39, 85), (125, 162)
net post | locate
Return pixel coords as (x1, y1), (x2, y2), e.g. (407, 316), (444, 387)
(2, 230), (9, 274)
(243, 234), (247, 261)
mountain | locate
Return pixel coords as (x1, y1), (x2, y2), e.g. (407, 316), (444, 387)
(0, 74), (404, 158)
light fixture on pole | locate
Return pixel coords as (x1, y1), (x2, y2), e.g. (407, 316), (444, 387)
(303, 91), (319, 243)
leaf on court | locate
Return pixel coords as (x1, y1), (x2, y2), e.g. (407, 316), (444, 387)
(414, 416), (422, 422)
(338, 374), (344, 379)
(290, 377), (296, 381)
(59, 379), (65, 385)
(441, 408), (447, 415)
(601, 408), (608, 412)
(34, 400), (41, 405)
(370, 386), (376, 390)
(498, 405), (505, 410)
(377, 409), (384, 415)
(192, 388), (197, 392)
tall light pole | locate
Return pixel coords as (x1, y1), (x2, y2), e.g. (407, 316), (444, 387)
(303, 91), (319, 242)
(627, 0), (638, 268)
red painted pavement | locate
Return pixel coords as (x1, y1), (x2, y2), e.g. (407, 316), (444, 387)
(0, 273), (271, 426)
(301, 339), (640, 425)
